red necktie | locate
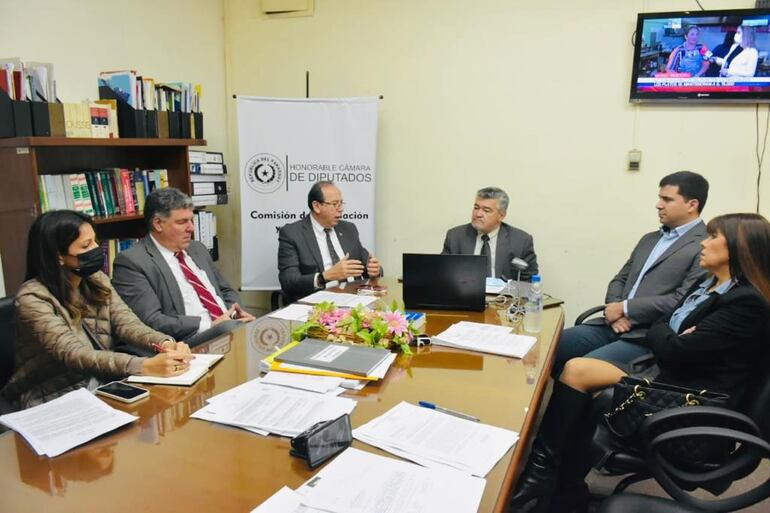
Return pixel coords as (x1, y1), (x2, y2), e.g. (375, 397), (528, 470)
(175, 251), (225, 319)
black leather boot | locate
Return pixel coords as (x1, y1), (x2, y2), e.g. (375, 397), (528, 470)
(508, 380), (591, 511)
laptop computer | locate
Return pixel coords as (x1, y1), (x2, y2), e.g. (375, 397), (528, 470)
(402, 254), (486, 311)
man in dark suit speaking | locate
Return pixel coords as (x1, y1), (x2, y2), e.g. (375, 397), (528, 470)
(442, 187), (538, 280)
(552, 171), (710, 376)
(113, 188), (254, 340)
(278, 181), (381, 302)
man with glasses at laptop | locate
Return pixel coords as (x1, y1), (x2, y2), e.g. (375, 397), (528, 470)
(442, 186), (538, 281)
(278, 181), (382, 302)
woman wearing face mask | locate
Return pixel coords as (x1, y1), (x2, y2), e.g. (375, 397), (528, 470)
(0, 210), (193, 409)
(716, 25), (759, 77)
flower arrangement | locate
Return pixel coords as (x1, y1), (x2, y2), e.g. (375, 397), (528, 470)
(291, 301), (419, 355)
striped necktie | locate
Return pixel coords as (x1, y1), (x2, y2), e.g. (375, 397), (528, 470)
(175, 251), (225, 318)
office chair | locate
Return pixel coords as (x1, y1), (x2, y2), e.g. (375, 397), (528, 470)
(596, 406), (770, 513)
(270, 291), (290, 311)
(591, 342), (770, 497)
(0, 295), (17, 416)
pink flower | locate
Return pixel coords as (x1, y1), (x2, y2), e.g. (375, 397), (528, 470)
(383, 311), (408, 336)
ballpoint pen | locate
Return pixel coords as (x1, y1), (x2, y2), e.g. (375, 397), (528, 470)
(418, 401), (480, 422)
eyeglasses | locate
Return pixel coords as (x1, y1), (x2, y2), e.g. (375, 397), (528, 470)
(321, 200), (345, 209)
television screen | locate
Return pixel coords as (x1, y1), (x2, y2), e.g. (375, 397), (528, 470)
(630, 8), (770, 102)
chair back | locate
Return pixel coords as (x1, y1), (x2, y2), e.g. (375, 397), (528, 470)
(737, 324), (770, 440)
(0, 296), (16, 390)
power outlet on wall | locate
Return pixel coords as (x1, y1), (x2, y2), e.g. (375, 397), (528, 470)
(628, 149), (642, 172)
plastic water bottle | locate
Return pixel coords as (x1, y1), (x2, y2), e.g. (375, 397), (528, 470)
(523, 275), (543, 333)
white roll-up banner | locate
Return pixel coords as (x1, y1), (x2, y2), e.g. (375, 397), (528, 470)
(237, 97), (379, 290)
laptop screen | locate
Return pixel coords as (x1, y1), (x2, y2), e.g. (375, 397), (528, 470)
(402, 254), (486, 311)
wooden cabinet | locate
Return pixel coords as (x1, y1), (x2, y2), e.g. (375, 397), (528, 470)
(0, 137), (205, 295)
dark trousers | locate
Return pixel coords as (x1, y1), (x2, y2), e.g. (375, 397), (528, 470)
(552, 324), (650, 378)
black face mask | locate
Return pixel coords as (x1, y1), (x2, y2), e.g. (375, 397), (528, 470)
(67, 246), (104, 277)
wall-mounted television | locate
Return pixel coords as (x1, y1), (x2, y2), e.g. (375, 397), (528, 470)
(630, 8), (770, 102)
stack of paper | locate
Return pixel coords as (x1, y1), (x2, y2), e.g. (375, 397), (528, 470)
(251, 448), (486, 513)
(353, 401), (519, 477)
(267, 303), (313, 322)
(191, 380), (356, 437)
(486, 277), (507, 294)
(260, 372), (344, 394)
(433, 321), (537, 358)
(127, 353), (223, 386)
(0, 389), (138, 457)
(298, 291), (378, 307)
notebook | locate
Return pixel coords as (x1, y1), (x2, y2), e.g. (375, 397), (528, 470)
(127, 353), (224, 386)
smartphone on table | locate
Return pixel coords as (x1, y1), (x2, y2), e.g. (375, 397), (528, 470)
(95, 381), (150, 403)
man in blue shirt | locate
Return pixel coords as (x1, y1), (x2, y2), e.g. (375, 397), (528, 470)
(552, 171), (709, 377)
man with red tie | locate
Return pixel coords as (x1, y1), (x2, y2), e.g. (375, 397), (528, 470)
(113, 188), (254, 340)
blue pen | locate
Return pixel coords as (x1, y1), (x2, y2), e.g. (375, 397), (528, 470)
(418, 401), (480, 422)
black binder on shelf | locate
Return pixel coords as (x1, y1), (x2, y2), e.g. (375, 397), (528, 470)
(145, 110), (159, 138)
(98, 85), (149, 138)
(30, 101), (51, 136)
(167, 111), (181, 138)
(180, 112), (191, 138)
(0, 90), (14, 137)
(0, 89), (32, 137)
(193, 112), (204, 139)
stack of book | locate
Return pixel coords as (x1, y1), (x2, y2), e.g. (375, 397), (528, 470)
(100, 238), (139, 277)
(189, 150), (227, 206)
(39, 168), (169, 217)
(98, 70), (201, 113)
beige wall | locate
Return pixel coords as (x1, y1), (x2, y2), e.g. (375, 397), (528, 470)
(225, 0), (770, 322)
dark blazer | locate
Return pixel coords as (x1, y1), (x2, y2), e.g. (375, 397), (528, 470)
(647, 281), (769, 405)
(112, 238), (241, 340)
(441, 222), (538, 280)
(588, 221), (708, 338)
(278, 216), (375, 302)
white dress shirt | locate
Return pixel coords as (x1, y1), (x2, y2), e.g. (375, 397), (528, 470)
(149, 234), (227, 332)
(310, 215), (349, 288)
(473, 226), (500, 277)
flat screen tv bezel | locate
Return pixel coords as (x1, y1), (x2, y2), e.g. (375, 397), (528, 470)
(630, 8), (770, 103)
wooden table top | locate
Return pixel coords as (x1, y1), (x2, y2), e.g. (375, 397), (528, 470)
(0, 280), (563, 513)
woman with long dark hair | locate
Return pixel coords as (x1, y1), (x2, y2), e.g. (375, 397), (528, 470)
(510, 213), (770, 512)
(1, 210), (192, 408)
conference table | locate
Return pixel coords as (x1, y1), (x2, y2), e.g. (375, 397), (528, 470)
(0, 279), (564, 513)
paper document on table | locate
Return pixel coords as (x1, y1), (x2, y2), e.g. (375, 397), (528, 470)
(191, 381), (356, 437)
(433, 321), (537, 358)
(251, 487), (323, 513)
(261, 372), (344, 394)
(0, 388), (137, 457)
(268, 304), (313, 322)
(486, 277), (507, 294)
(296, 447), (486, 513)
(353, 401), (519, 477)
(299, 291), (378, 307)
(127, 353), (223, 386)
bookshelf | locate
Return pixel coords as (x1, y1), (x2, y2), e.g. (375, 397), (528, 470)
(0, 137), (206, 295)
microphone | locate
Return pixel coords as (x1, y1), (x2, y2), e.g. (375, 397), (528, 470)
(511, 257), (528, 282)
(700, 47), (713, 61)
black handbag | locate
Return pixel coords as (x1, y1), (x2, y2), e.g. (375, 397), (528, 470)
(604, 377), (731, 468)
